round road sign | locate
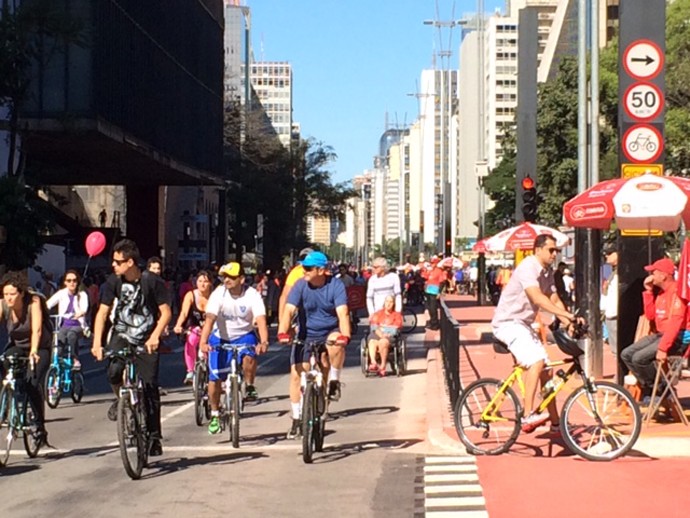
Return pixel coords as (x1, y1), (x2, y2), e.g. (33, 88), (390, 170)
(622, 124), (663, 163)
(624, 83), (664, 121)
(623, 40), (663, 80)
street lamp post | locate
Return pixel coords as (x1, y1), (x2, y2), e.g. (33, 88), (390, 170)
(475, 161), (489, 305)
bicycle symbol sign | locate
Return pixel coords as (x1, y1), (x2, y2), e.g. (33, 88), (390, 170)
(622, 124), (663, 163)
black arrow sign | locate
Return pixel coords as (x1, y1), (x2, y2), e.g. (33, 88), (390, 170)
(631, 55), (655, 66)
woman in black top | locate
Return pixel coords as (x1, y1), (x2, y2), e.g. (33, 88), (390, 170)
(1, 271), (52, 442)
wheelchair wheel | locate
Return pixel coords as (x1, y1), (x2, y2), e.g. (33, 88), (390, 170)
(396, 338), (407, 376)
(360, 337), (368, 376)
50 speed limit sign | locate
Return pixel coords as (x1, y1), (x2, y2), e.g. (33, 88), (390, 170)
(624, 83), (664, 121)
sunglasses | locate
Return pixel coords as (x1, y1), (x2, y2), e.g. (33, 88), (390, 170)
(65, 278), (78, 283)
(303, 266), (316, 272)
(547, 247), (561, 254)
(112, 258), (129, 265)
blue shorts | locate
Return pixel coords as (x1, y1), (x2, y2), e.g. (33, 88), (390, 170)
(208, 332), (257, 382)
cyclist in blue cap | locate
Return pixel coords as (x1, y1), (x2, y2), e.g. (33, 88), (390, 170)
(277, 251), (351, 439)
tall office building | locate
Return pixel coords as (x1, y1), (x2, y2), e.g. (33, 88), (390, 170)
(247, 62), (294, 148)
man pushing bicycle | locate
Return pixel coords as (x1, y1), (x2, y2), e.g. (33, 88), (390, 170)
(491, 235), (580, 433)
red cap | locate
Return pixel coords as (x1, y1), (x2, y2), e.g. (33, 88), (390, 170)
(430, 255), (440, 264)
(644, 257), (675, 276)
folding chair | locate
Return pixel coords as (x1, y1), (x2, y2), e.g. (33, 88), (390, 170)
(644, 349), (690, 426)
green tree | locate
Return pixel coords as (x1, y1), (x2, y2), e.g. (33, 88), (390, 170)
(666, 0), (690, 174)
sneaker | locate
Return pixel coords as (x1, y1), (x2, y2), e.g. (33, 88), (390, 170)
(245, 385), (258, 401)
(368, 363), (379, 373)
(208, 416), (221, 435)
(149, 439), (163, 457)
(521, 411), (549, 433)
(287, 418), (301, 439)
(328, 380), (341, 402)
(107, 399), (118, 422)
(183, 372), (194, 385)
(72, 358), (82, 370)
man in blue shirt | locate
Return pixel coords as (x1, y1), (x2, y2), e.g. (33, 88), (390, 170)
(277, 251), (351, 439)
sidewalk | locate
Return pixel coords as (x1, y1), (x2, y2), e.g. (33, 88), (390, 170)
(425, 294), (690, 458)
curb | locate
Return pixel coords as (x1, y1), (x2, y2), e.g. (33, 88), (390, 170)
(425, 346), (467, 453)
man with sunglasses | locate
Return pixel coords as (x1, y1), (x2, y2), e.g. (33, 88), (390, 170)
(277, 251), (350, 439)
(491, 234), (577, 433)
(199, 262), (269, 435)
(91, 239), (171, 457)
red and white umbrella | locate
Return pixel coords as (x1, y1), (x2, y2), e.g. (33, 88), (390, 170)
(563, 173), (690, 231)
(472, 239), (488, 253)
(483, 222), (569, 252)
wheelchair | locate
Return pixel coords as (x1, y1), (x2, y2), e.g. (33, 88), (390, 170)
(360, 328), (407, 377)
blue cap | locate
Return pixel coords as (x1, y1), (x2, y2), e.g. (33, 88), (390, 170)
(302, 251), (328, 268)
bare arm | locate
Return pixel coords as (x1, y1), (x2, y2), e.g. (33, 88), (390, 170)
(255, 315), (270, 354)
(144, 303), (172, 353)
(173, 290), (194, 333)
(199, 313), (217, 353)
(278, 285), (292, 327)
(335, 304), (351, 339)
(91, 303), (112, 359)
(278, 303), (297, 335)
(29, 297), (43, 363)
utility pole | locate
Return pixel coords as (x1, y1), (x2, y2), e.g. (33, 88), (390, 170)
(476, 0), (488, 305)
(423, 18), (462, 256)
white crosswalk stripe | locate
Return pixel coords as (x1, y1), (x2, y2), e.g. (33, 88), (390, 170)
(416, 454), (489, 517)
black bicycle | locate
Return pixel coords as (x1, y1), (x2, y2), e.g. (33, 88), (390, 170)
(105, 345), (149, 480)
(295, 339), (329, 464)
(0, 353), (43, 467)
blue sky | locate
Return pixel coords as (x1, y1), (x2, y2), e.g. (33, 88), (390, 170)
(248, 0), (504, 184)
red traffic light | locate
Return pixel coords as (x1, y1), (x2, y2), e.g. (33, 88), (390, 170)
(521, 176), (535, 189)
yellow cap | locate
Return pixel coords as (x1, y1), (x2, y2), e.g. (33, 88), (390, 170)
(219, 262), (243, 277)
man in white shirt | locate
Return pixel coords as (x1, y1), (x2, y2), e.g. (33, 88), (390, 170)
(366, 257), (402, 315)
(491, 235), (576, 433)
(200, 262), (269, 435)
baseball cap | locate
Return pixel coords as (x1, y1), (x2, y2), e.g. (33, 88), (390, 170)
(219, 262), (244, 277)
(644, 257), (675, 275)
(302, 251), (328, 268)
(430, 255), (440, 264)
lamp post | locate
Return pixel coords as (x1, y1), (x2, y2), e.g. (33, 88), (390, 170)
(475, 161), (489, 304)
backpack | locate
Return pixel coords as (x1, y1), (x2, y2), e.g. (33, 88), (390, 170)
(27, 288), (54, 335)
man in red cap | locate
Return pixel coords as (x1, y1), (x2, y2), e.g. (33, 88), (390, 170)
(621, 257), (690, 402)
(423, 256), (445, 330)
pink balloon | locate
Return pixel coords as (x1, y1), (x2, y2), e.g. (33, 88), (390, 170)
(85, 231), (106, 257)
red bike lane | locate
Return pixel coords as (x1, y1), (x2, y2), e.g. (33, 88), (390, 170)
(438, 295), (690, 518)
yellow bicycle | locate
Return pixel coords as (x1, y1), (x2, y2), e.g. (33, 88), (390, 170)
(454, 321), (642, 461)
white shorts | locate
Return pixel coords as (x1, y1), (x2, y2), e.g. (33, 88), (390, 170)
(493, 321), (548, 368)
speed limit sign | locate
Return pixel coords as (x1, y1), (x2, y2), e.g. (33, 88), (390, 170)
(624, 83), (663, 121)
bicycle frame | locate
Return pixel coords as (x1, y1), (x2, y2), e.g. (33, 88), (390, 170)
(50, 315), (75, 394)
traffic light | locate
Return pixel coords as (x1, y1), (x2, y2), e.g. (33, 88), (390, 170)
(521, 176), (537, 223)
(445, 238), (452, 256)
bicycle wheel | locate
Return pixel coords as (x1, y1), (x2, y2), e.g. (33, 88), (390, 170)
(396, 338), (407, 376)
(117, 394), (145, 480)
(0, 385), (14, 467)
(71, 372), (85, 403)
(44, 366), (62, 409)
(193, 362), (207, 426)
(402, 308), (417, 334)
(560, 381), (642, 461)
(314, 387), (326, 452)
(302, 381), (316, 463)
(22, 395), (41, 458)
(230, 376), (240, 448)
(360, 337), (368, 376)
(454, 378), (522, 455)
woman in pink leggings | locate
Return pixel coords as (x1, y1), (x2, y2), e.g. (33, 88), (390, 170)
(173, 270), (212, 384)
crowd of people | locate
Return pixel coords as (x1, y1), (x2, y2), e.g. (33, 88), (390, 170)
(1, 241), (471, 457)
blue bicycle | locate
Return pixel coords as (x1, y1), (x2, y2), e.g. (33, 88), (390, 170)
(44, 315), (85, 408)
(0, 353), (43, 467)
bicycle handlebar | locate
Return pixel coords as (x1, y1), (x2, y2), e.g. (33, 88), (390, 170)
(103, 345), (148, 360)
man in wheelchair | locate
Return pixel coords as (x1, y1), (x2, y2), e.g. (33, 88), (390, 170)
(366, 295), (403, 377)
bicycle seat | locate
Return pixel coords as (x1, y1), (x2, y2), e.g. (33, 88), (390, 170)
(492, 338), (511, 355)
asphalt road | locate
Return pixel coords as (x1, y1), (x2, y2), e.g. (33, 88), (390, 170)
(0, 321), (431, 517)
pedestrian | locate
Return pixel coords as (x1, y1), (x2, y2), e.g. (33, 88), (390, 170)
(601, 245), (619, 354)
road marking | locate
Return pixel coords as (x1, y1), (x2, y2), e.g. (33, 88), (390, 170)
(420, 455), (488, 517)
(161, 401), (194, 424)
